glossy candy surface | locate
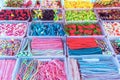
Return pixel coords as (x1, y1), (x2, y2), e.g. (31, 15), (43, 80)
(65, 10), (97, 21)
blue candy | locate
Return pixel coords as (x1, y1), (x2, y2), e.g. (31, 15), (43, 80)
(30, 22), (65, 36)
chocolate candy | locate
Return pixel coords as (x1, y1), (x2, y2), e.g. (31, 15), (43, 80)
(30, 22), (65, 36)
(96, 9), (120, 20)
(65, 10), (97, 21)
(31, 9), (62, 21)
(0, 9), (30, 20)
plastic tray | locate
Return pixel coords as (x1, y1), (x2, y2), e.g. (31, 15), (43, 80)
(14, 57), (68, 80)
(94, 8), (120, 21)
(0, 57), (18, 80)
(0, 21), (28, 38)
(101, 20), (120, 37)
(0, 37), (23, 57)
(68, 55), (120, 80)
(1, 0), (36, 9)
(64, 9), (98, 23)
(22, 37), (66, 57)
(109, 37), (120, 55)
(27, 21), (65, 37)
(31, 8), (64, 21)
(66, 36), (114, 57)
(64, 20), (106, 37)
(0, 8), (30, 21)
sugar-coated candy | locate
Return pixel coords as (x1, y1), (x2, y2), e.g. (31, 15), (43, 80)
(67, 38), (112, 55)
(4, 0), (33, 7)
(30, 22), (65, 36)
(70, 57), (119, 80)
(31, 9), (63, 21)
(0, 23), (27, 37)
(0, 59), (16, 80)
(0, 9), (30, 20)
(31, 38), (63, 56)
(94, 0), (120, 8)
(16, 59), (67, 80)
(103, 22), (120, 36)
(65, 23), (102, 36)
(65, 10), (96, 21)
(41, 0), (62, 8)
(64, 0), (93, 8)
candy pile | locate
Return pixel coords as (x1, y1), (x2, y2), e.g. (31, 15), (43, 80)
(67, 38), (111, 55)
(0, 39), (21, 56)
(0, 23), (27, 37)
(30, 22), (65, 36)
(4, 0), (33, 7)
(31, 9), (62, 21)
(0, 9), (30, 20)
(31, 38), (63, 56)
(0, 59), (16, 80)
(34, 0), (40, 8)
(41, 0), (62, 8)
(103, 22), (120, 36)
(96, 9), (120, 20)
(70, 57), (119, 80)
(65, 23), (102, 36)
(64, 0), (93, 8)
(16, 59), (67, 80)
(65, 10), (97, 21)
(111, 39), (120, 55)
(94, 0), (120, 8)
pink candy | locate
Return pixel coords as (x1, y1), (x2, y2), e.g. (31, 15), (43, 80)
(33, 59), (67, 80)
(103, 22), (120, 36)
(0, 23), (27, 37)
(31, 38), (63, 50)
(0, 60), (16, 80)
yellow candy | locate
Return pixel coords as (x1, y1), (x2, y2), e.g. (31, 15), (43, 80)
(64, 0), (93, 8)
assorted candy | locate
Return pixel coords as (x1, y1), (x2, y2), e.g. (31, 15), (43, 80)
(4, 0), (33, 7)
(30, 22), (65, 36)
(64, 0), (93, 8)
(0, 39), (21, 56)
(96, 9), (120, 20)
(94, 0), (120, 8)
(65, 23), (102, 36)
(0, 23), (27, 37)
(111, 39), (120, 55)
(65, 10), (97, 21)
(67, 38), (111, 55)
(0, 59), (16, 80)
(103, 22), (120, 36)
(31, 9), (63, 21)
(31, 38), (63, 56)
(16, 59), (67, 80)
(0, 9), (30, 20)
(70, 57), (119, 80)
(41, 0), (62, 8)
